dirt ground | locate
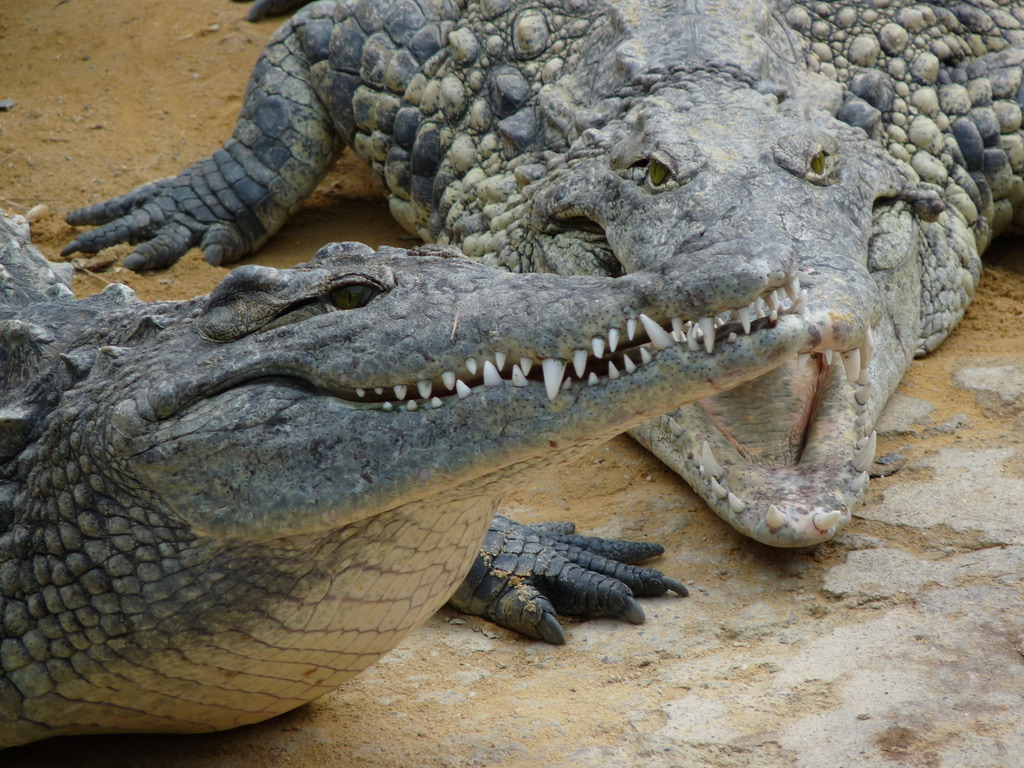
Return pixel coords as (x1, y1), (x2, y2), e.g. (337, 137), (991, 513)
(2, 1), (1023, 766)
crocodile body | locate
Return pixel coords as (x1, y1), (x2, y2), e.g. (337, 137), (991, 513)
(63, 0), (1019, 545)
(0, 209), (804, 745)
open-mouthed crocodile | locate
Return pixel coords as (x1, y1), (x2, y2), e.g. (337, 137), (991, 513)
(1, 210), (805, 745)
(63, 0), (1015, 546)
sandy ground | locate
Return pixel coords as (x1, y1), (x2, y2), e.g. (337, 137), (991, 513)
(2, 1), (1023, 766)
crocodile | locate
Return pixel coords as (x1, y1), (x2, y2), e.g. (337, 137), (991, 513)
(0, 208), (805, 745)
(62, 0), (1019, 545)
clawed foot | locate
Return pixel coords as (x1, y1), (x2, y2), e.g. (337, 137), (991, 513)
(449, 514), (688, 644)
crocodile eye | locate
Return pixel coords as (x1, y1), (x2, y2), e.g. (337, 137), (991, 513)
(648, 159), (670, 186)
(330, 284), (379, 310)
(810, 151), (827, 176)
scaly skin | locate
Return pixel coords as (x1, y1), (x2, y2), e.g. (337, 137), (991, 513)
(63, 0), (1018, 545)
(1, 210), (805, 745)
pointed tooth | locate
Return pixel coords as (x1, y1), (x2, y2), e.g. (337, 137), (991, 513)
(382, 401), (393, 411)
(699, 317), (715, 353)
(738, 306), (753, 334)
(687, 326), (701, 351)
(769, 309), (778, 322)
(813, 510), (842, 532)
(483, 360), (503, 387)
(442, 371), (456, 391)
(627, 316), (637, 341)
(850, 471), (868, 494)
(542, 358), (566, 401)
(608, 328), (619, 353)
(374, 387), (384, 395)
(430, 396), (443, 409)
(727, 332), (737, 343)
(766, 504), (786, 529)
(842, 349), (861, 382)
(766, 291), (779, 311)
(855, 435), (869, 450)
(797, 353), (810, 370)
(857, 367), (870, 387)
(701, 441), (723, 477)
(823, 349), (833, 366)
(668, 417), (683, 437)
(608, 361), (619, 380)
(511, 364), (528, 387)
(639, 314), (675, 349)
(466, 357), (478, 375)
(494, 352), (506, 372)
(710, 477), (728, 500)
(785, 276), (800, 302)
(573, 348), (588, 378)
(393, 384), (407, 400)
(591, 336), (605, 359)
(622, 354), (637, 374)
(671, 317), (685, 342)
(455, 379), (472, 398)
(855, 381), (873, 407)
(406, 399), (418, 411)
(561, 377), (571, 391)
(588, 372), (599, 386)
(417, 379), (432, 399)
(640, 346), (653, 365)
(519, 357), (533, 376)
(728, 493), (745, 514)
(852, 430), (876, 472)
(356, 388), (365, 398)
(861, 326), (874, 369)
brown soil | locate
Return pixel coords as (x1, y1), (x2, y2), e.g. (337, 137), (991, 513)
(2, 1), (1023, 766)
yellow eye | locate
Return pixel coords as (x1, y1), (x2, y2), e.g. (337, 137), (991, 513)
(330, 284), (378, 310)
(810, 151), (827, 176)
(649, 159), (671, 186)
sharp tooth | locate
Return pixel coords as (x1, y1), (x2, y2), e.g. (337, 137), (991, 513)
(627, 316), (637, 341)
(842, 349), (861, 382)
(588, 372), (599, 386)
(823, 349), (833, 366)
(406, 399), (418, 411)
(701, 441), (723, 477)
(639, 314), (675, 349)
(855, 381), (873, 406)
(668, 417), (683, 437)
(608, 361), (619, 380)
(519, 357), (533, 376)
(766, 504), (786, 529)
(813, 510), (842, 532)
(356, 388), (365, 398)
(511, 364), (528, 387)
(393, 384), (407, 400)
(687, 328), (701, 351)
(417, 380), (432, 399)
(382, 401), (393, 412)
(786, 276), (800, 302)
(699, 317), (715, 353)
(466, 357), (478, 375)
(861, 326), (874, 369)
(623, 354), (637, 373)
(857, 367), (870, 387)
(727, 332), (737, 343)
(573, 348), (588, 378)
(766, 291), (780, 311)
(711, 477), (728, 500)
(494, 352), (506, 371)
(442, 371), (456, 391)
(561, 377), (571, 391)
(854, 435), (869, 450)
(850, 471), (868, 493)
(455, 380), (472, 398)
(542, 358), (566, 400)
(769, 309), (778, 322)
(672, 317), (685, 342)
(374, 387), (384, 395)
(728, 492), (745, 513)
(431, 397), (443, 408)
(640, 346), (653, 365)
(592, 336), (606, 358)
(852, 430), (876, 472)
(483, 360), (503, 387)
(738, 306), (753, 334)
(608, 327), (619, 352)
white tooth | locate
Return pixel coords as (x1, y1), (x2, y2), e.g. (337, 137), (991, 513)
(668, 417), (683, 437)
(382, 401), (393, 412)
(855, 381), (873, 406)
(592, 336), (605, 358)
(728, 493), (745, 513)
(850, 471), (868, 493)
(430, 396), (443, 409)
(813, 510), (842, 532)
(561, 377), (572, 391)
(511, 364), (528, 387)
(393, 384), (408, 400)
(573, 348), (588, 378)
(608, 361), (619, 380)
(466, 357), (478, 375)
(855, 413), (868, 429)
(842, 349), (861, 382)
(797, 353), (810, 370)
(519, 357), (533, 376)
(672, 317), (685, 342)
(855, 435), (869, 450)
(356, 388), (365, 398)
(727, 332), (737, 343)
(786, 276), (800, 302)
(442, 371), (456, 391)
(608, 327), (619, 352)
(417, 380), (432, 399)
(861, 327), (874, 369)
(639, 314), (675, 349)
(483, 360), (503, 387)
(627, 316), (637, 341)
(738, 306), (753, 334)
(542, 358), (566, 401)
(711, 477), (728, 500)
(623, 354), (637, 373)
(455, 380), (472, 398)
(640, 346), (653, 365)
(793, 289), (808, 314)
(766, 504), (786, 529)
(406, 399), (418, 411)
(857, 367), (870, 387)
(374, 387), (384, 395)
(766, 291), (779, 311)
(823, 349), (833, 366)
(494, 352), (506, 371)
(769, 309), (778, 322)
(588, 372), (599, 386)
(853, 430), (876, 472)
(699, 317), (715, 353)
(702, 441), (723, 477)
(687, 328), (701, 351)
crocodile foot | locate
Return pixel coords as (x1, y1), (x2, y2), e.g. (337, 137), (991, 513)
(449, 514), (687, 644)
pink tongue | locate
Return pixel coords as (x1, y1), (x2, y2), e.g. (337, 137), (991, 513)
(697, 355), (826, 466)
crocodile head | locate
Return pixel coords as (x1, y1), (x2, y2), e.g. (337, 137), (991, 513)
(521, 78), (975, 546)
(2, 224), (807, 741)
